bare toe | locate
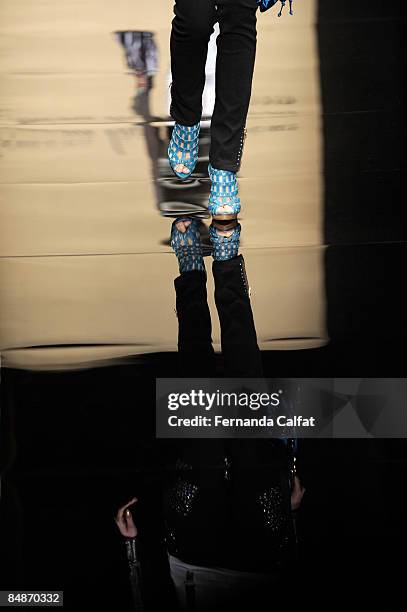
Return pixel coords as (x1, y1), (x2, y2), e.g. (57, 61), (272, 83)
(175, 221), (186, 233)
(175, 220), (192, 233)
(174, 163), (190, 175)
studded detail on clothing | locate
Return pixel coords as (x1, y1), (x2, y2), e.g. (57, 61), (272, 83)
(257, 487), (285, 532)
(168, 122), (200, 179)
(236, 126), (247, 170)
(223, 455), (232, 481)
(163, 438), (297, 571)
(169, 478), (199, 517)
(239, 256), (251, 298)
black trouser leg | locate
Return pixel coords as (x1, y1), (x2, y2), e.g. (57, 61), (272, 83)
(170, 0), (216, 125)
(212, 255), (263, 377)
(174, 270), (216, 376)
(169, 0), (258, 169)
(210, 0), (258, 172)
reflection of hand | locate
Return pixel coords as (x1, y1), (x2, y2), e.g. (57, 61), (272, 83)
(291, 476), (305, 511)
(115, 497), (138, 538)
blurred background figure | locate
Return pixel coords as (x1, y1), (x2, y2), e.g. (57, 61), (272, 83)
(115, 31), (158, 110)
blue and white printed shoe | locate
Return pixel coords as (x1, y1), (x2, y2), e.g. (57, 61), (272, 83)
(208, 163), (241, 221)
(257, 0), (294, 16)
(168, 122), (200, 180)
(170, 217), (205, 273)
(209, 221), (241, 261)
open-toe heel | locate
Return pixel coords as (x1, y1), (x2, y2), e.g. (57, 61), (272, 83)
(168, 123), (200, 180)
(208, 163), (241, 221)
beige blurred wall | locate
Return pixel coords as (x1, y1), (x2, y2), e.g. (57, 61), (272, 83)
(0, 0), (326, 370)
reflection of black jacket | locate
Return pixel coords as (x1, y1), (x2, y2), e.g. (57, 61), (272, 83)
(162, 438), (297, 572)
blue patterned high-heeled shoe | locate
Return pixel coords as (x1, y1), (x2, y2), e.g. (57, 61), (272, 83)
(209, 221), (241, 261)
(168, 122), (200, 180)
(170, 217), (205, 273)
(208, 163), (241, 221)
(257, 0), (294, 16)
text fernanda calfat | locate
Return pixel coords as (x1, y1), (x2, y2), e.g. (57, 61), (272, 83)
(168, 415), (316, 427)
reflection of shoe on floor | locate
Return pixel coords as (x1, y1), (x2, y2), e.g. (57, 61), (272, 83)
(209, 220), (241, 261)
(170, 217), (205, 273)
(160, 220), (212, 256)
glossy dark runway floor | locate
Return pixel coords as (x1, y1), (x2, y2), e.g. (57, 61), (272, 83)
(0, 1), (406, 610)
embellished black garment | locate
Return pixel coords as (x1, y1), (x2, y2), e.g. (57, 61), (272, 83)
(162, 438), (297, 572)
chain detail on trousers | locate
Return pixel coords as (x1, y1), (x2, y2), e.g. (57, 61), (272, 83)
(239, 254), (250, 297)
(236, 126), (248, 171)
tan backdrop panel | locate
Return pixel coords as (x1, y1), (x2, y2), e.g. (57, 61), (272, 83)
(0, 0), (325, 369)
